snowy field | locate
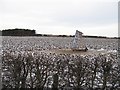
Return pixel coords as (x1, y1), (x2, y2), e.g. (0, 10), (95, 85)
(1, 36), (119, 89)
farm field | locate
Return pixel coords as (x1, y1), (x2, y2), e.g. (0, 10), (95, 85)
(2, 36), (118, 51)
(1, 36), (119, 90)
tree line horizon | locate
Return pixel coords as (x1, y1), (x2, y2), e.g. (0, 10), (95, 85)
(0, 28), (118, 39)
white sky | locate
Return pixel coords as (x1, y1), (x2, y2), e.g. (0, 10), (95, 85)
(0, 0), (119, 37)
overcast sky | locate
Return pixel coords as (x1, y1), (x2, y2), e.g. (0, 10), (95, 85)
(0, 0), (119, 37)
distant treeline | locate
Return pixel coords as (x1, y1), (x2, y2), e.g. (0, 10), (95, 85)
(0, 28), (119, 39)
(1, 29), (36, 36)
